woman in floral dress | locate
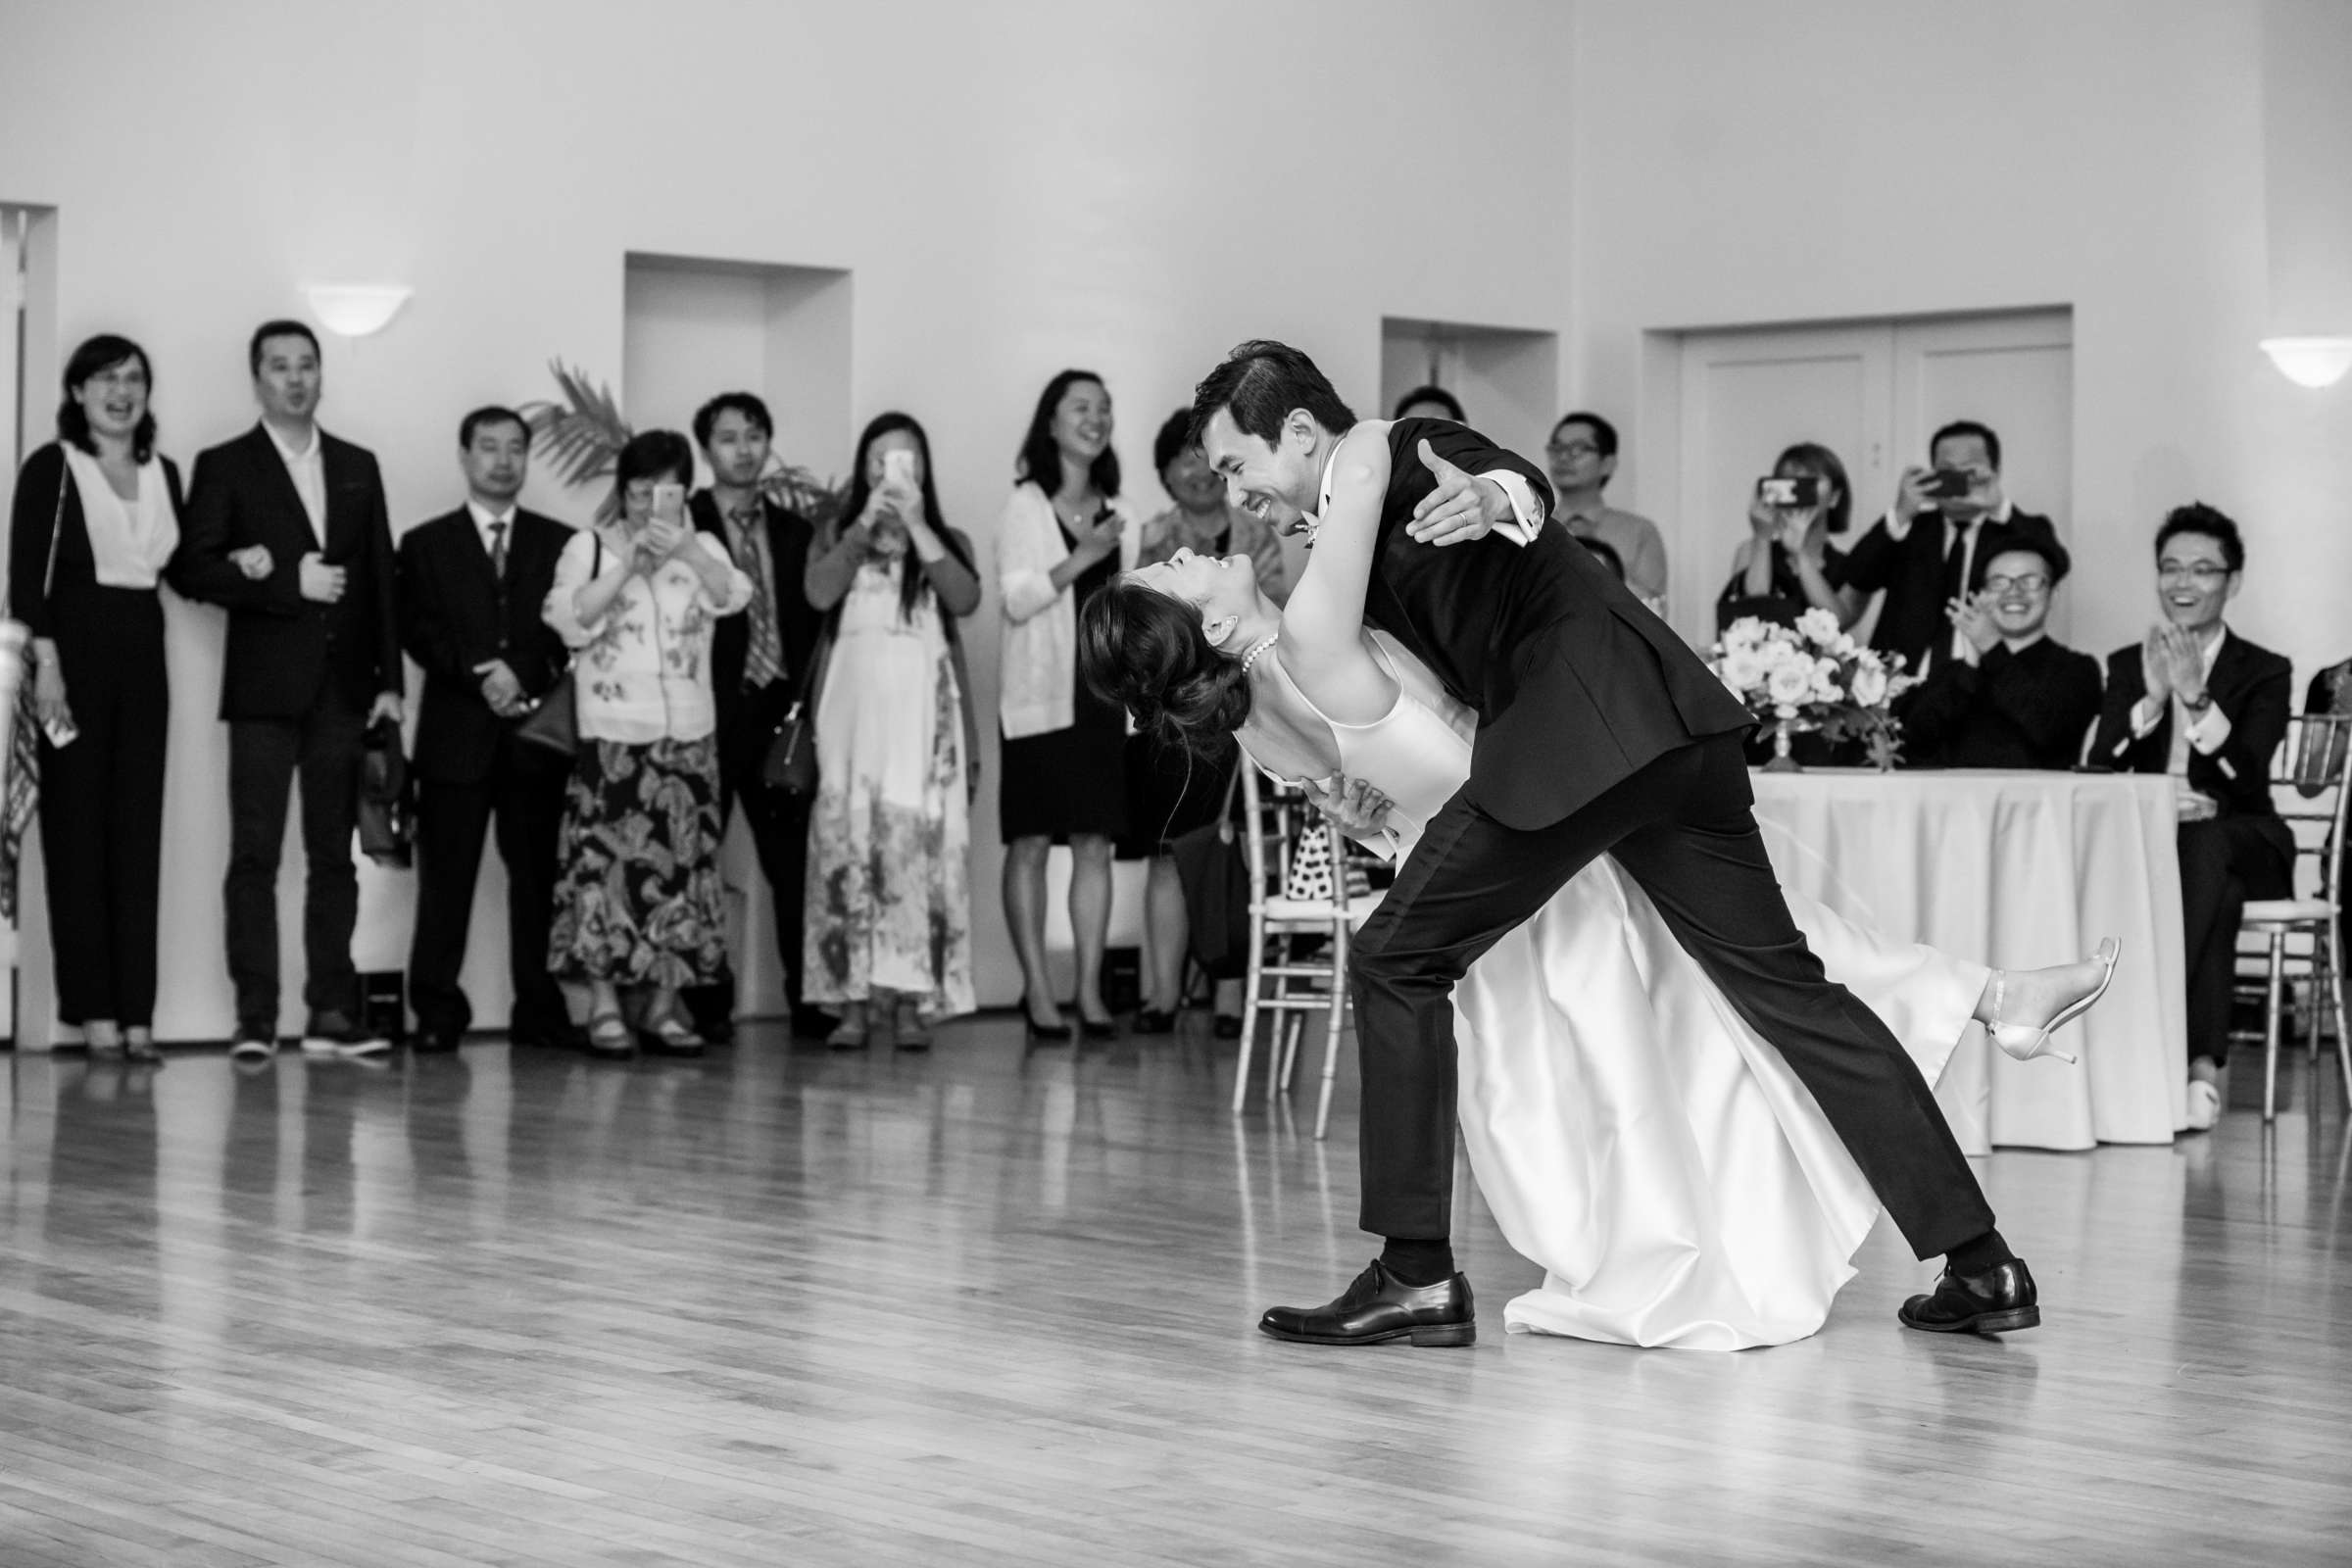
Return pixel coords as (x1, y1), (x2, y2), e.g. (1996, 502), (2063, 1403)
(801, 413), (982, 1049)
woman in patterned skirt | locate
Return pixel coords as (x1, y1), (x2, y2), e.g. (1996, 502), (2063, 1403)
(542, 429), (752, 1056)
(802, 413), (982, 1050)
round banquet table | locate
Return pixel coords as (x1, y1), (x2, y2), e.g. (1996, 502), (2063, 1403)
(1749, 767), (2188, 1152)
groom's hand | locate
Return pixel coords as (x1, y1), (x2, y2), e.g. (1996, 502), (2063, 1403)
(1408, 439), (1507, 547)
(1302, 773), (1394, 838)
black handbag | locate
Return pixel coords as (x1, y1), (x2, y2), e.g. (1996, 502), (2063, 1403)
(358, 717), (415, 868)
(1169, 756), (1250, 980)
(761, 631), (833, 795)
(515, 534), (601, 758)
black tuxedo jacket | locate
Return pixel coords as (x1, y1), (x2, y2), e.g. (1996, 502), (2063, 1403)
(170, 423), (402, 721)
(1363, 417), (1752, 830)
(1896, 634), (2102, 769)
(689, 490), (819, 725)
(2091, 631), (2292, 850)
(1827, 506), (2061, 672)
(397, 505), (574, 784)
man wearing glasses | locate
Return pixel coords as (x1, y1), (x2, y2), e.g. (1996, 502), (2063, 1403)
(2091, 504), (2293, 1131)
(1544, 412), (1667, 609)
(1895, 534), (2101, 768)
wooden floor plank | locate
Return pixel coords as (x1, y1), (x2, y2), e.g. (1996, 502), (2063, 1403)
(3, 1023), (2349, 1566)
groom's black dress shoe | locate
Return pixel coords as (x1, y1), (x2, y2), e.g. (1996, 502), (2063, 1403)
(1259, 1259), (1476, 1347)
(1898, 1258), (2039, 1335)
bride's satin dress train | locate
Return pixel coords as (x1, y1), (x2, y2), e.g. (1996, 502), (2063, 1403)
(1261, 635), (1985, 1351)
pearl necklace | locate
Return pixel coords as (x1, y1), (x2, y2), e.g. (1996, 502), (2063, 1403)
(1238, 632), (1280, 674)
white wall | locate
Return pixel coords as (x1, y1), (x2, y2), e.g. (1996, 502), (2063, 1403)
(0, 0), (1577, 1036)
(1568, 0), (2352, 680)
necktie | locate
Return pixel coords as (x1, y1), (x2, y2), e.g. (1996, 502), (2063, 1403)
(487, 520), (509, 580)
(732, 506), (785, 690)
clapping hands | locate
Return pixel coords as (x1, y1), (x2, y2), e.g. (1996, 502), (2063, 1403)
(2141, 622), (2209, 707)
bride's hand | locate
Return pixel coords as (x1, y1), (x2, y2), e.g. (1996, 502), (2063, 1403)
(1303, 772), (1393, 838)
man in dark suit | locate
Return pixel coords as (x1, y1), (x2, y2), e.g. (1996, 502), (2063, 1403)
(1191, 342), (2034, 1345)
(2090, 504), (2292, 1131)
(681, 392), (827, 1042)
(1897, 534), (2102, 768)
(172, 319), (404, 1060)
(396, 407), (578, 1054)
(1827, 419), (2063, 677)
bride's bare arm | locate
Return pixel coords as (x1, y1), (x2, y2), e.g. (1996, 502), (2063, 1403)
(1278, 424), (1400, 724)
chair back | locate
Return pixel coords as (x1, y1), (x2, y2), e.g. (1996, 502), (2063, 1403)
(2275, 713), (2352, 902)
(1239, 765), (1353, 916)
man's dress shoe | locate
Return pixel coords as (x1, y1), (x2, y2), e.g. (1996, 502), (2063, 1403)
(410, 1030), (463, 1054)
(1898, 1258), (2039, 1335)
(1259, 1259), (1476, 1347)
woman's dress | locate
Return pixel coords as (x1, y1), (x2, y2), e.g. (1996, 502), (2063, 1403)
(1250, 634), (1984, 1349)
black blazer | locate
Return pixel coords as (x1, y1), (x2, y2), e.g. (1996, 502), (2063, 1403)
(689, 490), (819, 724)
(169, 423), (403, 721)
(397, 505), (574, 784)
(1827, 506), (2061, 673)
(2091, 631), (2293, 848)
(1896, 634), (2102, 769)
(1362, 417), (1753, 830)
(9, 441), (184, 635)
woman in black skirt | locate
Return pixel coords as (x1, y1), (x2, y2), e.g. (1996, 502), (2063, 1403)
(993, 369), (1138, 1040)
(9, 335), (181, 1063)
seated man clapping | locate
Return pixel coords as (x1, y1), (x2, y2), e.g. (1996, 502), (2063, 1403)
(1897, 534), (2100, 769)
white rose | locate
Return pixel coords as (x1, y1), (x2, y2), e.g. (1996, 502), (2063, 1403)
(1721, 648), (1766, 693)
(1796, 607), (1842, 647)
(1810, 658), (1842, 704)
(1850, 662), (1889, 708)
(1722, 616), (1766, 652)
(1767, 663), (1814, 707)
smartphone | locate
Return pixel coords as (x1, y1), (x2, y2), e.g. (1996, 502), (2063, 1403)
(1757, 475), (1821, 508)
(881, 448), (917, 490)
(1929, 468), (1975, 500)
(651, 481), (686, 522)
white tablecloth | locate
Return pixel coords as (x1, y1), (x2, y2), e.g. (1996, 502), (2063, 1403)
(1751, 769), (2187, 1152)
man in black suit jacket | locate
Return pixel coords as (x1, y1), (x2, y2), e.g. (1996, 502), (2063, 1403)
(2090, 504), (2292, 1131)
(1190, 342), (2032, 1345)
(1898, 534), (2102, 768)
(170, 320), (403, 1059)
(1827, 420), (2063, 677)
(396, 407), (577, 1054)
(681, 393), (826, 1040)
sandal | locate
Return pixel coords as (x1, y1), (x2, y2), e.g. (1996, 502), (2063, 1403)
(827, 1011), (869, 1051)
(895, 1004), (931, 1052)
(641, 1015), (706, 1057)
(586, 1010), (635, 1057)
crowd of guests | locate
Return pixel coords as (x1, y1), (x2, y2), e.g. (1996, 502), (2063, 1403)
(2, 330), (2329, 1123)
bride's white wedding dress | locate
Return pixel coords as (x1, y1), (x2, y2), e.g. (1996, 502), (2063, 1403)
(1252, 634), (1985, 1350)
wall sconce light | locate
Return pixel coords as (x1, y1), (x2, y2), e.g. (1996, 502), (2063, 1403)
(304, 283), (413, 339)
(2258, 335), (2352, 389)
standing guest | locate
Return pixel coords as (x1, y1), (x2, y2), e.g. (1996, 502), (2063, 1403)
(171, 319), (403, 1060)
(2090, 504), (2291, 1131)
(1391, 385), (1465, 423)
(995, 368), (1138, 1041)
(1545, 412), (1667, 607)
(397, 407), (577, 1054)
(8, 334), (180, 1063)
(683, 392), (826, 1042)
(1897, 537), (2101, 769)
(543, 429), (752, 1057)
(1121, 409), (1288, 1032)
(1717, 442), (1855, 632)
(802, 413), (981, 1050)
(1824, 419), (2060, 676)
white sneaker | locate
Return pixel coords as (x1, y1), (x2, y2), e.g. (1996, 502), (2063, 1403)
(2184, 1077), (2222, 1132)
(228, 1033), (278, 1061)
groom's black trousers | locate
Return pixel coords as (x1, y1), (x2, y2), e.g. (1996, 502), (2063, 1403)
(1349, 733), (1993, 1260)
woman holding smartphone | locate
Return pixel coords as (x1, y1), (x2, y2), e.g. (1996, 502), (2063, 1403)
(543, 428), (753, 1056)
(1716, 440), (1856, 633)
(994, 368), (1137, 1040)
(7, 334), (181, 1063)
(801, 414), (982, 1050)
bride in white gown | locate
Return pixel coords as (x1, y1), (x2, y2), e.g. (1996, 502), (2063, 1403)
(1080, 452), (2113, 1350)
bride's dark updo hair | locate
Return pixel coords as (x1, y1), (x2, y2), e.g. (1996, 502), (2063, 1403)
(1078, 579), (1251, 759)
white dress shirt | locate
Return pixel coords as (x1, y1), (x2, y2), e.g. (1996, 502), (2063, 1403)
(264, 420), (327, 545)
(1874, 498), (2017, 670)
(2129, 623), (2233, 772)
(466, 498), (516, 565)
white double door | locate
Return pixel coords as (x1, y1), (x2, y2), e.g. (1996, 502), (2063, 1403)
(1669, 310), (2073, 649)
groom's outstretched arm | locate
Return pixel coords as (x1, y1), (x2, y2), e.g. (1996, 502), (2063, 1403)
(1397, 416), (1553, 548)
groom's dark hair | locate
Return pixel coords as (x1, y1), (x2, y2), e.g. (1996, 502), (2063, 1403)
(1189, 340), (1357, 449)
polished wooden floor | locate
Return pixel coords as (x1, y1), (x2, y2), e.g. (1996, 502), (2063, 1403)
(1, 1017), (2347, 1567)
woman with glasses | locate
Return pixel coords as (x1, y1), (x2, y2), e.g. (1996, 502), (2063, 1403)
(1894, 535), (2101, 768)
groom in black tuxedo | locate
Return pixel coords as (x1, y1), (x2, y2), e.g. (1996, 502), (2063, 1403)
(1192, 342), (2034, 1345)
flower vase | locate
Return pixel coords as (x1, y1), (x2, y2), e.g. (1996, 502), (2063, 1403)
(1763, 713), (1803, 773)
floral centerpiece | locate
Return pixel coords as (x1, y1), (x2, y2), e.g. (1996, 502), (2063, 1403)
(1709, 609), (1915, 771)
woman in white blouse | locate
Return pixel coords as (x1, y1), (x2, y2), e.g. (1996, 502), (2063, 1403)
(542, 429), (753, 1056)
(6, 335), (182, 1063)
(994, 369), (1139, 1040)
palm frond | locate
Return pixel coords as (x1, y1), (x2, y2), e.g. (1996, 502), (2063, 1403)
(518, 360), (632, 502)
(761, 463), (854, 527)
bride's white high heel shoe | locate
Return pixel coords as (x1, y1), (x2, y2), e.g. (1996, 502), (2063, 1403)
(1988, 938), (2121, 1064)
